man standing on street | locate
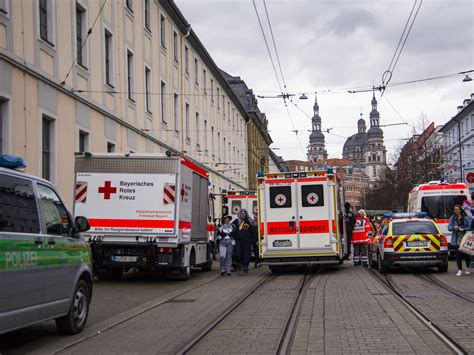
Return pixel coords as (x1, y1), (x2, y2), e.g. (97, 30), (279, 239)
(352, 209), (373, 267)
(233, 209), (254, 275)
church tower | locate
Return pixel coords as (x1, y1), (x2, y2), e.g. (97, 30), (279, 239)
(307, 93), (328, 163)
(365, 90), (387, 183)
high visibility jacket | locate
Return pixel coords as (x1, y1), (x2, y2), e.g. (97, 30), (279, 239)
(352, 217), (372, 244)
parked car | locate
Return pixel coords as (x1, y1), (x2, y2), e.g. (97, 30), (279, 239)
(368, 212), (449, 273)
(0, 156), (93, 335)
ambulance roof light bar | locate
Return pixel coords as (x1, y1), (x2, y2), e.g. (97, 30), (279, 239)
(383, 212), (428, 219)
(0, 155), (27, 170)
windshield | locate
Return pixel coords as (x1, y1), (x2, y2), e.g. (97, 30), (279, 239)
(392, 221), (438, 235)
(421, 195), (467, 219)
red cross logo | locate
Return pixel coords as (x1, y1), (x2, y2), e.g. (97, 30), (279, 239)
(307, 192), (318, 205)
(98, 181), (117, 200)
(275, 194), (286, 206)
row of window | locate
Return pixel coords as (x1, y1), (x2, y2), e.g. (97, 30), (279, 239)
(445, 114), (474, 147)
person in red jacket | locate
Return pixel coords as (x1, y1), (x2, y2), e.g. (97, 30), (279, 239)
(352, 209), (373, 267)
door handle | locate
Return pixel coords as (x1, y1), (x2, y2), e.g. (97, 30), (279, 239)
(34, 238), (43, 246)
(48, 239), (56, 246)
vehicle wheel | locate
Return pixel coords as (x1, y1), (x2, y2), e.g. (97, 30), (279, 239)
(96, 269), (123, 281)
(437, 263), (448, 273)
(56, 280), (90, 334)
(369, 252), (377, 269)
(178, 264), (191, 280)
(377, 253), (389, 274)
(201, 260), (213, 272)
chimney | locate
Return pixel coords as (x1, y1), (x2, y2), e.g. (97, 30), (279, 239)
(457, 105), (463, 113)
(463, 99), (471, 107)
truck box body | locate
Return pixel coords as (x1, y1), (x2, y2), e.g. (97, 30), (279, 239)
(258, 171), (345, 266)
(74, 153), (212, 278)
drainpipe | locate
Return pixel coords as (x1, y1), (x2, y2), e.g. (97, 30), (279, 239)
(180, 25), (191, 153)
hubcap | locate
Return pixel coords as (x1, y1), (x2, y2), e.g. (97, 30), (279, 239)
(73, 287), (88, 327)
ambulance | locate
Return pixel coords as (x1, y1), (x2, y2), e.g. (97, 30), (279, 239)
(221, 190), (258, 220)
(407, 180), (470, 252)
(257, 169), (346, 272)
(74, 153), (214, 280)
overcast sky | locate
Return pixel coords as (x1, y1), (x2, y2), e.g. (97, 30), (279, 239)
(176, 0), (474, 163)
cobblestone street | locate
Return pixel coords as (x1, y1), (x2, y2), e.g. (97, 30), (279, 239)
(1, 261), (473, 355)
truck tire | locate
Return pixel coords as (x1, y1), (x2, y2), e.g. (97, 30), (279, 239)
(201, 250), (213, 271)
(178, 264), (191, 281)
(56, 280), (90, 334)
(96, 269), (123, 281)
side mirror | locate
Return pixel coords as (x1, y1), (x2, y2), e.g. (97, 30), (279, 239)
(368, 231), (374, 237)
(75, 216), (90, 233)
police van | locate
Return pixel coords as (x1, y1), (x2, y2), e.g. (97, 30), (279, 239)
(257, 169), (346, 272)
(0, 156), (93, 335)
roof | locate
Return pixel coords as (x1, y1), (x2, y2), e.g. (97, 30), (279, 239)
(367, 126), (384, 137)
(343, 132), (367, 152)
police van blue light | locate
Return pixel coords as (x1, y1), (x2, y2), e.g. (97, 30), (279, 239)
(0, 155), (27, 169)
(383, 212), (428, 219)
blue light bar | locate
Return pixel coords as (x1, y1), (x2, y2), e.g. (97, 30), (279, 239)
(383, 212), (428, 219)
(0, 155), (27, 169)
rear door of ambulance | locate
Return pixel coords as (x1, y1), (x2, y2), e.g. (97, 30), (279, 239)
(262, 178), (299, 253)
(296, 177), (335, 254)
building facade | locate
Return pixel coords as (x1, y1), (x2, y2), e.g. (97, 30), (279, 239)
(307, 93), (327, 163)
(0, 0), (254, 207)
(441, 93), (474, 183)
(220, 70), (273, 190)
(342, 92), (387, 185)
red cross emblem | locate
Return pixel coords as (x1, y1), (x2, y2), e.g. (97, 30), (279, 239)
(275, 194), (286, 206)
(307, 192), (318, 205)
(98, 181), (117, 199)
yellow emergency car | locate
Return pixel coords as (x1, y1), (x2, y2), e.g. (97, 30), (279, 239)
(368, 213), (449, 273)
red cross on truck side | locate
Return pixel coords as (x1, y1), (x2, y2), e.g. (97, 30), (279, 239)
(277, 196), (284, 203)
(98, 181), (117, 199)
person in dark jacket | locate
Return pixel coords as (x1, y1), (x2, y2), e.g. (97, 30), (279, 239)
(448, 204), (471, 276)
(344, 202), (355, 258)
(217, 215), (236, 276)
(233, 209), (254, 274)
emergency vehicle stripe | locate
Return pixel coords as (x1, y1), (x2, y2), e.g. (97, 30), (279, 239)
(434, 219), (449, 224)
(181, 158), (208, 177)
(296, 177), (326, 182)
(393, 234), (441, 252)
(88, 219), (175, 228)
(75, 183), (87, 202)
(179, 221), (192, 230)
(299, 220), (330, 234)
(163, 185), (175, 204)
(266, 179), (294, 184)
(418, 184), (467, 190)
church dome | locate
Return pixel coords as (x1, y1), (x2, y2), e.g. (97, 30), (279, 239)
(367, 126), (384, 137)
(343, 132), (367, 155)
(309, 130), (325, 142)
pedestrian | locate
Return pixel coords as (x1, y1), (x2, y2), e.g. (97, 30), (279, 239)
(217, 215), (236, 276)
(352, 209), (372, 267)
(448, 204), (471, 276)
(233, 209), (254, 275)
(251, 215), (260, 268)
(344, 202), (355, 258)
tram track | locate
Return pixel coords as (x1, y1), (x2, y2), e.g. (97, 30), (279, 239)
(417, 273), (474, 304)
(367, 268), (468, 355)
(178, 268), (319, 355)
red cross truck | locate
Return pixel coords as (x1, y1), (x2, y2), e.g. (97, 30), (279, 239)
(74, 153), (214, 280)
(257, 169), (346, 272)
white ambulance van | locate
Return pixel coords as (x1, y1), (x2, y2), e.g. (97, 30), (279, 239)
(408, 180), (470, 252)
(257, 170), (346, 272)
(74, 153), (214, 280)
(221, 190), (258, 220)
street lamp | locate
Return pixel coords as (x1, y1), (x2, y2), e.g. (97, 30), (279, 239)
(463, 75), (473, 82)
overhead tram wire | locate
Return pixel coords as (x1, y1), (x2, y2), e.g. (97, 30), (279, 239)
(61, 0), (108, 86)
(252, 0), (283, 94)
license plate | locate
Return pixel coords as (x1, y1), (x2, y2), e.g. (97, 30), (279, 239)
(273, 239), (292, 247)
(405, 241), (429, 248)
(112, 256), (138, 262)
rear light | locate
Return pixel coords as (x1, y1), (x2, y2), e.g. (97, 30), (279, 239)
(384, 237), (393, 248)
(156, 247), (173, 253)
(440, 235), (448, 247)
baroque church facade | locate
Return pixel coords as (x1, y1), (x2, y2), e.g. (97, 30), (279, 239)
(306, 92), (387, 185)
